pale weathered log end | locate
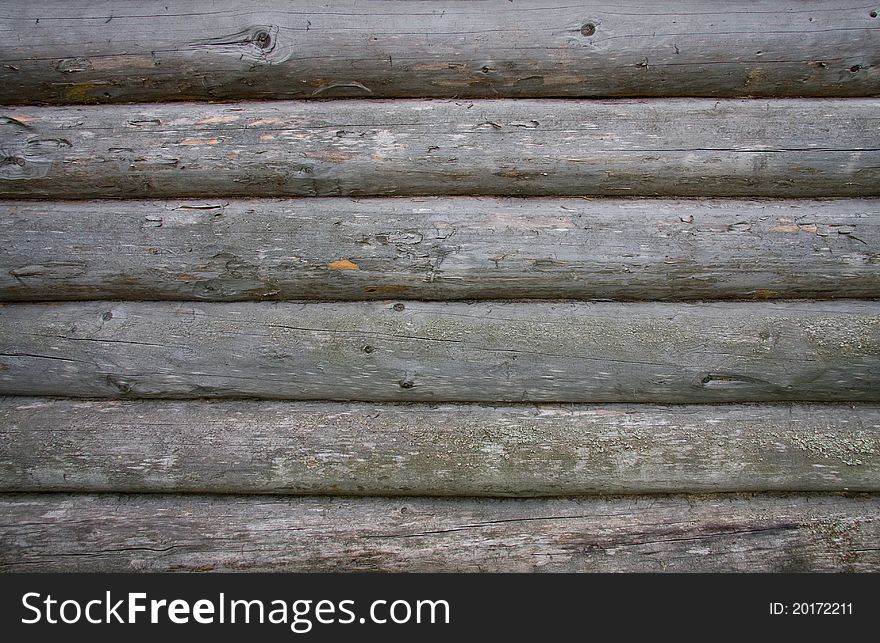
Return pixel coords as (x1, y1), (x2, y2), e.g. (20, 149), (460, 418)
(0, 493), (876, 572)
(1, 398), (878, 495)
(2, 198), (878, 302)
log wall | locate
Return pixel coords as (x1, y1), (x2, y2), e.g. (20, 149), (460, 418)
(0, 0), (878, 572)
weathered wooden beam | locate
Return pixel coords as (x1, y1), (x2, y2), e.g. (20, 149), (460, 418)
(2, 398), (877, 495)
(2, 197), (879, 302)
(2, 99), (879, 198)
(0, 300), (877, 402)
(1, 493), (877, 572)
(0, 1), (877, 103)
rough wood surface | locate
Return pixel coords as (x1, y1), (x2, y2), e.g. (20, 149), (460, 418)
(2, 197), (879, 302)
(1, 300), (877, 403)
(2, 99), (879, 198)
(0, 1), (877, 103)
(1, 493), (877, 572)
(1, 398), (877, 495)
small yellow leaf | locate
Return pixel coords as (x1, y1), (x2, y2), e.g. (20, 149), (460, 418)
(328, 259), (359, 271)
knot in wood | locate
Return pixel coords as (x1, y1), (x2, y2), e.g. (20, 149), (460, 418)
(253, 30), (272, 49)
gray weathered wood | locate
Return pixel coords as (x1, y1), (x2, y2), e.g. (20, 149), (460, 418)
(2, 99), (879, 198)
(1, 398), (877, 495)
(2, 197), (879, 302)
(0, 1), (877, 103)
(0, 300), (877, 402)
(1, 493), (877, 572)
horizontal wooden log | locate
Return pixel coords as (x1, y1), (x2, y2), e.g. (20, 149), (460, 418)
(2, 398), (878, 495)
(1, 493), (877, 571)
(2, 197), (879, 302)
(2, 99), (879, 198)
(0, 1), (878, 103)
(0, 301), (877, 402)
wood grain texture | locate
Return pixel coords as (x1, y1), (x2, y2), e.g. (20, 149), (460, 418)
(2, 398), (878, 495)
(1, 493), (877, 572)
(2, 99), (879, 198)
(1, 300), (877, 403)
(0, 1), (877, 103)
(2, 197), (879, 302)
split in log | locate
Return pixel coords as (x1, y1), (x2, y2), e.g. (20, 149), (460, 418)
(0, 300), (877, 403)
(1, 493), (877, 572)
(1, 398), (877, 495)
(0, 1), (877, 103)
(2, 197), (879, 302)
(2, 99), (879, 198)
